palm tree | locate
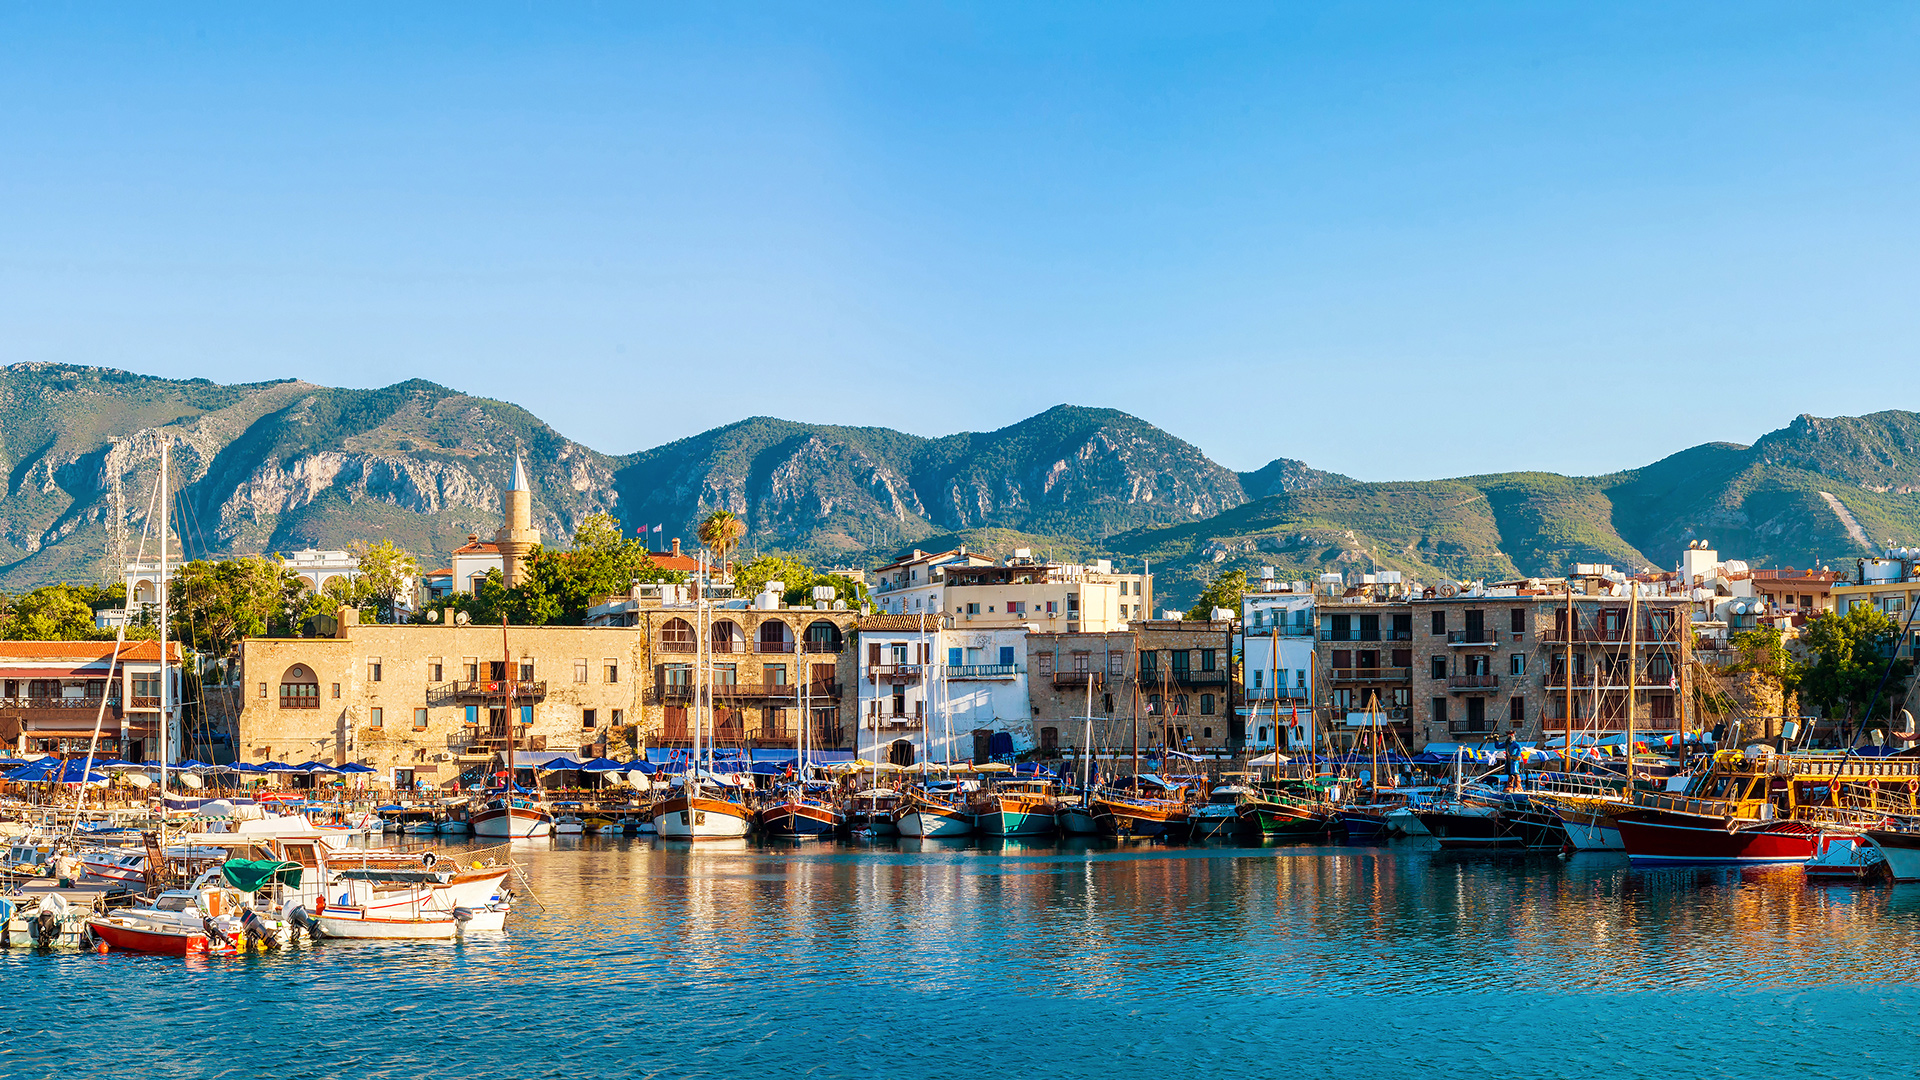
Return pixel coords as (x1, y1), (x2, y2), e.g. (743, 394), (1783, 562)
(698, 510), (746, 579)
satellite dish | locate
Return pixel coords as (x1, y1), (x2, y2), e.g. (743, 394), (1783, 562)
(426, 609), (441, 623)
(454, 611), (471, 626)
(1436, 581), (1459, 599)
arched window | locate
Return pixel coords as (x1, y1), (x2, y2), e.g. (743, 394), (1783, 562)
(280, 665), (319, 710)
(659, 618), (696, 653)
(710, 620), (741, 654)
(1174, 693), (1189, 716)
(803, 620), (843, 653)
(758, 621), (794, 654)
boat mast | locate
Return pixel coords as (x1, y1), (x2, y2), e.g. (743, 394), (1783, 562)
(1563, 585), (1574, 773)
(1625, 582), (1639, 789)
(158, 441), (170, 814)
(502, 617), (515, 798)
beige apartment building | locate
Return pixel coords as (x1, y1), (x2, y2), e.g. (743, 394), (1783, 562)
(872, 548), (1150, 631)
(1409, 578), (1693, 746)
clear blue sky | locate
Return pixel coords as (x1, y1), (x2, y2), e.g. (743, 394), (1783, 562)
(3, 4), (1917, 480)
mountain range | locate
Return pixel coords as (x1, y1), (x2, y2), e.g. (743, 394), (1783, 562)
(0, 363), (1914, 606)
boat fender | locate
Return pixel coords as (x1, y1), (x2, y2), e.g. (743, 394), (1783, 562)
(421, 851), (438, 869)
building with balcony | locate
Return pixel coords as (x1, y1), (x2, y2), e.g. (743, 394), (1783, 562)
(0, 640), (183, 759)
(1410, 569), (1693, 746)
(1026, 629), (1134, 758)
(871, 547), (1150, 631)
(1238, 579), (1317, 751)
(1131, 619), (1235, 755)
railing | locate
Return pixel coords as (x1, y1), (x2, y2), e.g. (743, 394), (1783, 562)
(450, 680), (547, 703)
(1243, 687), (1309, 701)
(657, 641), (697, 654)
(1166, 669), (1227, 686)
(0, 696), (120, 715)
(1544, 626), (1675, 644)
(1249, 624), (1316, 637)
(757, 640), (795, 654)
(129, 695), (161, 710)
(1446, 631), (1499, 645)
(1051, 671), (1103, 689)
(802, 641), (843, 654)
(868, 664), (922, 680)
(1446, 674), (1500, 690)
(1326, 667), (1413, 683)
(949, 664), (1020, 679)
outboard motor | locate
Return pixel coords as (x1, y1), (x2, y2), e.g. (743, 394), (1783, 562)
(241, 907), (280, 950)
(287, 904), (322, 941)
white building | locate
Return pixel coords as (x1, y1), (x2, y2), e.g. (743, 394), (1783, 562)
(854, 614), (1031, 765)
(1238, 575), (1317, 750)
(423, 535), (508, 599)
(283, 549), (361, 594)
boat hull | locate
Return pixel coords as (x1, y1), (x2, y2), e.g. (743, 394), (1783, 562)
(1616, 810), (1817, 865)
(1057, 807), (1100, 836)
(313, 908), (459, 940)
(1336, 809), (1391, 840)
(655, 795), (751, 840)
(1238, 800), (1333, 837)
(896, 808), (972, 838)
(1189, 809), (1239, 838)
(1867, 830), (1920, 882)
(88, 917), (208, 955)
(471, 804), (554, 838)
(1551, 804), (1625, 852)
(1093, 798), (1187, 840)
(759, 801), (842, 837)
(975, 808), (1056, 837)
(1415, 807), (1516, 849)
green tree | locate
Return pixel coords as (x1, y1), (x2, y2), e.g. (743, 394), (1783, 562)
(1726, 626), (1803, 692)
(1800, 606), (1914, 728)
(698, 510), (746, 577)
(1, 583), (112, 641)
(171, 556), (302, 654)
(733, 553), (870, 607)
(1186, 569), (1248, 622)
(349, 539), (421, 623)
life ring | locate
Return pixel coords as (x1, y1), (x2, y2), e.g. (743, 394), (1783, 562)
(1907, 779), (1917, 795)
(421, 851), (438, 869)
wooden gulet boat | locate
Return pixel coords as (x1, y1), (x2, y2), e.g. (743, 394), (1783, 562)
(654, 574), (751, 841)
(970, 781), (1058, 837)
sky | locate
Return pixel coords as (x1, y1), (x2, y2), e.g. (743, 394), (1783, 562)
(2, 3), (1918, 480)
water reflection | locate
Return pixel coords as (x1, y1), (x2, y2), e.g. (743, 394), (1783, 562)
(10, 837), (1920, 1079)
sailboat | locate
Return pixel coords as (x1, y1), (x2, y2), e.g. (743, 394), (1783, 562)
(898, 639), (974, 838)
(758, 674), (844, 837)
(655, 555), (752, 840)
(1056, 677), (1100, 836)
(1092, 681), (1189, 840)
(471, 619), (555, 838)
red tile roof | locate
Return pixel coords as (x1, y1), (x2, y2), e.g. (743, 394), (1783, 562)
(0, 640), (182, 663)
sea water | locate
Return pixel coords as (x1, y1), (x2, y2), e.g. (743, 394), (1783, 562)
(5, 836), (1919, 1079)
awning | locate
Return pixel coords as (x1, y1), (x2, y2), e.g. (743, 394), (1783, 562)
(221, 858), (304, 893)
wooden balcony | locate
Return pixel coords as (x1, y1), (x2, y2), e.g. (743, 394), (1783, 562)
(450, 680), (547, 704)
(1446, 674), (1500, 691)
(1051, 671), (1104, 689)
(1326, 667), (1412, 684)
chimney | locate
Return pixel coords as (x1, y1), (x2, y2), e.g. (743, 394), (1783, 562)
(671, 538), (681, 557)
(335, 606), (357, 639)
(467, 533), (478, 545)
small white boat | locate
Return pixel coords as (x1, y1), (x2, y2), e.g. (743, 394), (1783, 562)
(79, 849), (150, 887)
(471, 797), (554, 838)
(308, 871), (461, 940)
(553, 814), (585, 835)
(436, 820), (471, 835)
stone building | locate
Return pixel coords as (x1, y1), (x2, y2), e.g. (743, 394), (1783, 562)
(1132, 620), (1235, 755)
(1410, 574), (1693, 747)
(235, 616), (646, 788)
(1025, 629), (1135, 756)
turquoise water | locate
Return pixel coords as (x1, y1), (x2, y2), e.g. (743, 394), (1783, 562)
(6, 836), (1920, 1079)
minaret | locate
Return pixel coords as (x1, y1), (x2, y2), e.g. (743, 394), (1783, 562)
(495, 453), (541, 587)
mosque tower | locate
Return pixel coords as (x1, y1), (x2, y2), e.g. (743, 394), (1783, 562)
(494, 453), (541, 588)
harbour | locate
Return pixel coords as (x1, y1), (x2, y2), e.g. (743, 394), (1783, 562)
(9, 832), (1920, 1079)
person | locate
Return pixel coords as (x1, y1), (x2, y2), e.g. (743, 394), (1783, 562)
(51, 848), (78, 888)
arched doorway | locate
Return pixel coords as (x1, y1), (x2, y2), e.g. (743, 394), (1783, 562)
(888, 739), (916, 767)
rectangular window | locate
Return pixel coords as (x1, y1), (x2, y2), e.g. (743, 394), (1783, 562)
(574, 659), (589, 683)
(966, 602), (980, 616)
(1253, 669), (1264, 689)
(604, 659), (619, 683)
(520, 705), (533, 725)
(1358, 614), (1380, 641)
(464, 657), (479, 681)
(1431, 611), (1446, 635)
(1392, 649), (1411, 667)
(948, 647), (963, 667)
(715, 664), (738, 686)
(582, 708), (597, 729)
(368, 658), (382, 682)
(868, 642), (882, 666)
(1431, 698), (1448, 724)
(1331, 613), (1351, 641)
(519, 660), (534, 681)
(764, 664), (788, 686)
(413, 708), (428, 730)
(1036, 652), (1054, 676)
(1109, 650), (1125, 675)
(331, 683), (341, 699)
(611, 709), (623, 725)
(1170, 650), (1191, 676)
(369, 707), (383, 728)
(429, 658), (444, 682)
(1510, 608), (1526, 634)
(1200, 649), (1217, 672)
(1509, 697), (1525, 723)
(259, 682), (267, 698)
(465, 705), (479, 726)
(1510, 653), (1526, 676)
(1000, 645), (1016, 667)
(1431, 656), (1447, 680)
(1392, 613), (1411, 640)
(1296, 669), (1306, 688)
